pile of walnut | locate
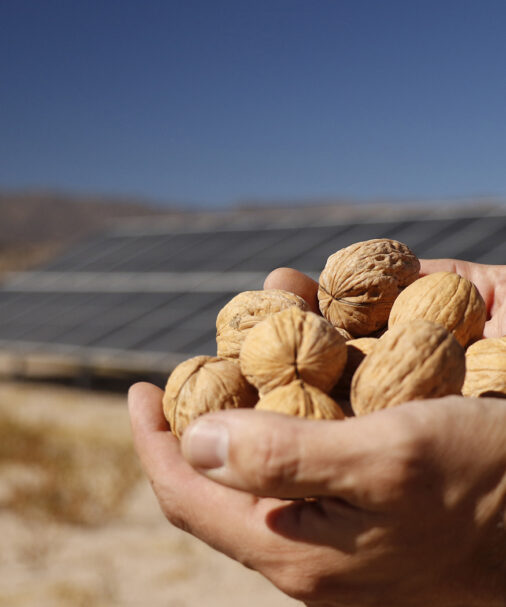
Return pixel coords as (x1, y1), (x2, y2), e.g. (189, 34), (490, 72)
(163, 238), (505, 438)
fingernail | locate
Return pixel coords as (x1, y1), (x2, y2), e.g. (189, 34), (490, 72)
(183, 420), (229, 469)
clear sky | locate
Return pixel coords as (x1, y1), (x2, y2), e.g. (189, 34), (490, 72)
(1, 0), (506, 207)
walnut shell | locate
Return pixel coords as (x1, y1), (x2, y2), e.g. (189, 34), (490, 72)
(331, 337), (379, 401)
(318, 239), (420, 337)
(462, 337), (506, 398)
(388, 271), (487, 348)
(163, 356), (258, 438)
(351, 320), (466, 415)
(240, 306), (347, 396)
(216, 289), (309, 359)
(335, 327), (354, 341)
(255, 380), (345, 420)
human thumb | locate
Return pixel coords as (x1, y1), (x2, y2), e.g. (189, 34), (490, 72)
(180, 408), (368, 499)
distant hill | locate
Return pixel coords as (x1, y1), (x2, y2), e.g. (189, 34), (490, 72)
(0, 190), (172, 274)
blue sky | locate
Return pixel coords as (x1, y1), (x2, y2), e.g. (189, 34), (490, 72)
(1, 0), (506, 207)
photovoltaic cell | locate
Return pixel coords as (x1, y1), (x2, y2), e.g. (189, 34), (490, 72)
(40, 235), (111, 271)
(194, 228), (302, 272)
(101, 235), (180, 272)
(86, 233), (216, 272)
(42, 235), (133, 271)
(450, 220), (506, 261)
(140, 326), (218, 355)
(287, 221), (409, 270)
(79, 292), (230, 353)
(0, 293), (64, 324)
(476, 239), (506, 264)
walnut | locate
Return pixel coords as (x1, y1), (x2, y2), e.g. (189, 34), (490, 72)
(462, 337), (506, 398)
(163, 356), (258, 438)
(335, 327), (354, 341)
(318, 239), (420, 337)
(388, 271), (487, 348)
(216, 289), (309, 359)
(240, 306), (347, 396)
(351, 320), (465, 415)
(255, 380), (345, 420)
(331, 337), (378, 402)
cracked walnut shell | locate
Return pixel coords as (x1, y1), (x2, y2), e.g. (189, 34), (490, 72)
(163, 356), (258, 438)
(388, 271), (487, 348)
(216, 289), (309, 359)
(255, 380), (345, 420)
(351, 320), (466, 416)
(462, 337), (506, 398)
(318, 239), (420, 337)
(240, 306), (348, 396)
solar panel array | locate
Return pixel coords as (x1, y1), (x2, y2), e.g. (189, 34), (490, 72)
(0, 207), (504, 378)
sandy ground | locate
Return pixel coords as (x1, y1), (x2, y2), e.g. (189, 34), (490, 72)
(0, 380), (301, 607)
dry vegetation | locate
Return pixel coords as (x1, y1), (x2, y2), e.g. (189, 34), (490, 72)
(0, 403), (141, 526)
(0, 381), (299, 607)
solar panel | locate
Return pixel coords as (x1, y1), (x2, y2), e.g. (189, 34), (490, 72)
(101, 233), (216, 272)
(43, 235), (131, 271)
(287, 221), (410, 270)
(475, 238), (506, 264)
(0, 207), (504, 378)
(452, 222), (506, 262)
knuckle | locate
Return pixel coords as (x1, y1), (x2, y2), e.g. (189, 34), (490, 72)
(164, 510), (193, 534)
(368, 413), (428, 504)
(269, 563), (321, 601)
(251, 426), (300, 493)
(266, 553), (336, 602)
(387, 422), (427, 493)
(149, 479), (194, 534)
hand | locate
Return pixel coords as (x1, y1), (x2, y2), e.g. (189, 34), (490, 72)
(264, 259), (506, 338)
(129, 257), (505, 605)
(128, 384), (506, 606)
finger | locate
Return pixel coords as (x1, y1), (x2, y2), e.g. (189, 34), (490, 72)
(265, 495), (380, 551)
(128, 382), (191, 485)
(128, 381), (237, 502)
(181, 406), (420, 510)
(484, 299), (506, 338)
(419, 258), (491, 285)
(263, 267), (320, 314)
(128, 382), (168, 433)
(419, 258), (464, 277)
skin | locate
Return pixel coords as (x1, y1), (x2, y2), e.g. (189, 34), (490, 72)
(128, 259), (506, 606)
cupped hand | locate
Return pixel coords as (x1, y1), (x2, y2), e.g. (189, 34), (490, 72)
(129, 257), (505, 606)
(129, 383), (506, 607)
(264, 259), (506, 338)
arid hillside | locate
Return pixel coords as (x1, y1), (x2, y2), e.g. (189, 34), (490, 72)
(0, 190), (171, 274)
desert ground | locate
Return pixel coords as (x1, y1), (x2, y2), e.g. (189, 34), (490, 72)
(0, 380), (301, 607)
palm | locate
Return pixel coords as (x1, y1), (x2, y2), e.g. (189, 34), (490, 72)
(129, 258), (506, 607)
